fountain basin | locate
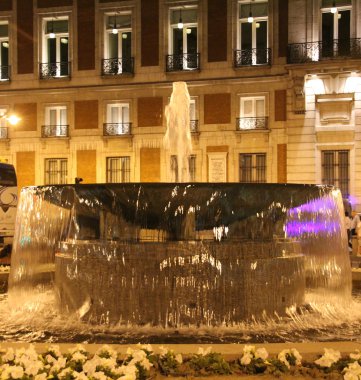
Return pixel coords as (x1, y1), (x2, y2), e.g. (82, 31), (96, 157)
(9, 183), (351, 326)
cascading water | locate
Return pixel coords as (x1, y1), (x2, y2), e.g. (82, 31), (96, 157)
(1, 81), (359, 343)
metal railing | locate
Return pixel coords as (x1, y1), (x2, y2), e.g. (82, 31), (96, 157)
(0, 127), (8, 139)
(287, 38), (361, 64)
(39, 62), (71, 79)
(103, 123), (132, 136)
(190, 119), (198, 133)
(41, 125), (69, 137)
(0, 66), (10, 81)
(101, 57), (134, 75)
(236, 117), (268, 131)
(166, 53), (200, 72)
(234, 48), (271, 67)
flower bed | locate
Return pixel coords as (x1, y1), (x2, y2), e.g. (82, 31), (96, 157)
(0, 344), (360, 380)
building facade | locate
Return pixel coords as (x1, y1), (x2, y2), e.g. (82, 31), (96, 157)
(0, 0), (360, 208)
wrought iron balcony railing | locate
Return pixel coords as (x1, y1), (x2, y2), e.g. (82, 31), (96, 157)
(166, 53), (200, 72)
(39, 62), (71, 79)
(234, 48), (271, 67)
(101, 57), (134, 75)
(190, 119), (198, 133)
(41, 125), (69, 138)
(103, 123), (132, 136)
(236, 117), (268, 131)
(0, 66), (10, 81)
(287, 38), (361, 64)
(0, 127), (8, 139)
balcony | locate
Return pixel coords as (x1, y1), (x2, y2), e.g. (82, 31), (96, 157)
(166, 53), (200, 72)
(101, 57), (134, 76)
(190, 120), (199, 133)
(234, 48), (271, 67)
(0, 127), (8, 139)
(236, 117), (268, 131)
(103, 123), (132, 136)
(0, 66), (10, 81)
(287, 38), (361, 64)
(41, 125), (69, 138)
(39, 62), (71, 79)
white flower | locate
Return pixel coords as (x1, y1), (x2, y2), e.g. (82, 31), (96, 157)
(92, 371), (107, 380)
(158, 346), (169, 358)
(68, 345), (87, 355)
(34, 373), (47, 380)
(50, 356), (67, 373)
(2, 349), (15, 363)
(343, 361), (361, 380)
(197, 347), (212, 356)
(243, 345), (256, 354)
(96, 345), (117, 359)
(58, 367), (73, 379)
(47, 345), (62, 359)
(138, 344), (153, 353)
(45, 354), (57, 364)
(254, 348), (268, 360)
(175, 354), (183, 364)
(350, 350), (361, 361)
(0, 364), (10, 380)
(118, 364), (137, 380)
(278, 348), (302, 368)
(24, 360), (43, 376)
(290, 348), (302, 366)
(9, 366), (24, 379)
(315, 348), (341, 368)
(73, 371), (88, 380)
(240, 352), (253, 366)
(72, 352), (87, 362)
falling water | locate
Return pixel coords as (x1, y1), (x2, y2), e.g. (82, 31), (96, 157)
(164, 82), (192, 182)
(1, 82), (359, 343)
(4, 181), (356, 341)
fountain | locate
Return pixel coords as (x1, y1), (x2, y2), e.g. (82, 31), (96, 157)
(7, 83), (352, 333)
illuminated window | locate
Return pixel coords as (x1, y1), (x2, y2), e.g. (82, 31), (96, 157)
(41, 17), (69, 78)
(169, 8), (198, 70)
(0, 22), (9, 80)
(321, 0), (351, 57)
(238, 1), (268, 65)
(45, 158), (68, 184)
(44, 106), (68, 137)
(239, 96), (267, 130)
(106, 156), (130, 183)
(322, 150), (349, 197)
(239, 153), (266, 182)
(104, 13), (132, 74)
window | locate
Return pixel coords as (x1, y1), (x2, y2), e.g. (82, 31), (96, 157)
(45, 158), (68, 184)
(44, 106), (68, 137)
(239, 96), (267, 130)
(237, 1), (268, 65)
(239, 153), (266, 182)
(170, 155), (196, 182)
(41, 17), (69, 78)
(322, 150), (349, 197)
(168, 8), (198, 70)
(321, 0), (351, 57)
(189, 98), (198, 132)
(104, 103), (130, 135)
(0, 22), (9, 80)
(104, 13), (132, 74)
(106, 157), (130, 183)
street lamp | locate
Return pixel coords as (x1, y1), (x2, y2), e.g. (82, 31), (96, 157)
(0, 111), (20, 126)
